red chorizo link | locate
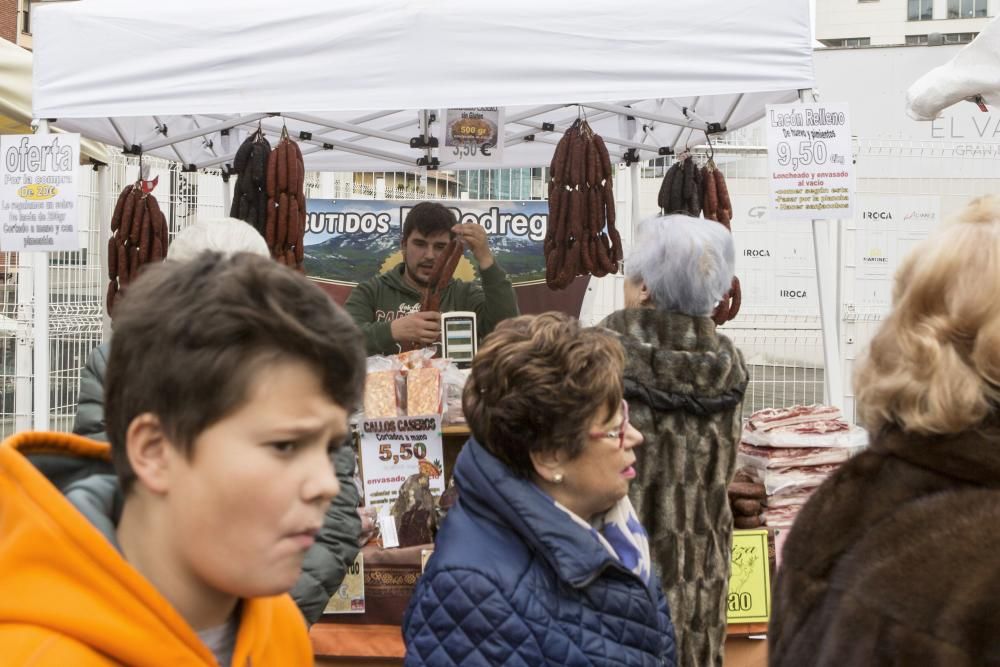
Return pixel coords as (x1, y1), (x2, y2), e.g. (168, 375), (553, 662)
(727, 276), (742, 321)
(437, 239), (464, 292)
(129, 195), (144, 245)
(550, 130), (572, 186)
(425, 238), (455, 295)
(119, 188), (137, 244)
(276, 141), (289, 193)
(604, 181), (616, 230)
(585, 137), (598, 189)
(658, 165), (676, 211)
(128, 244), (140, 280)
(688, 161), (702, 217)
(151, 237), (164, 262)
(592, 232), (612, 275)
(569, 128), (586, 188)
(703, 165), (719, 222)
(286, 139), (300, 195)
(297, 150), (306, 195)
(266, 146), (279, 199)
(139, 201), (152, 263)
(593, 134), (613, 183)
(711, 298), (730, 326)
(265, 197), (277, 248)
(276, 192), (289, 251)
(107, 237), (118, 281)
(714, 168), (732, 220)
(581, 190), (597, 275)
(719, 208), (732, 232)
(111, 186), (131, 232)
(117, 241), (129, 286)
(106, 280), (117, 316)
(288, 196), (301, 256)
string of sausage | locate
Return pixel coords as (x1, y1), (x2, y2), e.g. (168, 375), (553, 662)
(544, 120), (620, 290)
(265, 137), (307, 272)
(107, 181), (169, 315)
(420, 238), (465, 313)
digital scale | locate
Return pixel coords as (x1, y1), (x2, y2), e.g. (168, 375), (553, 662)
(440, 311), (477, 368)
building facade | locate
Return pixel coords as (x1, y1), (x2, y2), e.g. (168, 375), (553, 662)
(816, 0), (996, 47)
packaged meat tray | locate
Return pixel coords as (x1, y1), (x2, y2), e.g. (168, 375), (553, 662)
(737, 442), (865, 470)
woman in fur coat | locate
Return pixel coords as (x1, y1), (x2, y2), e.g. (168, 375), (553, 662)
(599, 214), (748, 667)
(768, 197), (1000, 666)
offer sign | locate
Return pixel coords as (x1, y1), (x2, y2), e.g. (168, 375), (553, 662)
(441, 107), (503, 163)
(1, 133), (80, 251)
(323, 553), (365, 614)
(766, 103), (854, 221)
(359, 415), (445, 509)
(727, 529), (772, 624)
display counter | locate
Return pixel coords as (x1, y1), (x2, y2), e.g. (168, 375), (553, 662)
(311, 423), (771, 665)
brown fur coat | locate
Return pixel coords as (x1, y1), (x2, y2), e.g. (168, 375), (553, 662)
(600, 308), (748, 667)
(769, 423), (1000, 666)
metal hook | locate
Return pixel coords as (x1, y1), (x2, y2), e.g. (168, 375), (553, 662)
(703, 128), (715, 161)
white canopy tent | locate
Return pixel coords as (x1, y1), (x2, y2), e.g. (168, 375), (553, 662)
(27, 0), (820, 428)
(33, 0), (813, 173)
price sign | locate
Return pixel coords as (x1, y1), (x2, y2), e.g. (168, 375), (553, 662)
(1, 133), (81, 251)
(766, 103), (854, 220)
(324, 553), (365, 614)
(727, 529), (772, 624)
(441, 107), (504, 163)
(359, 415), (445, 509)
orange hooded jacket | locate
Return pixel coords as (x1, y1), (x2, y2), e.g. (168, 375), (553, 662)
(0, 431), (314, 666)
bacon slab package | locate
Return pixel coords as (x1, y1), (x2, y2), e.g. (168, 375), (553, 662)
(734, 404), (869, 530)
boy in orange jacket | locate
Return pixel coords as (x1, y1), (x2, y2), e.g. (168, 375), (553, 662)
(0, 252), (365, 666)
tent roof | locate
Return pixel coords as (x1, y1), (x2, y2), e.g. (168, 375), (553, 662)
(0, 38), (108, 163)
(33, 0), (814, 172)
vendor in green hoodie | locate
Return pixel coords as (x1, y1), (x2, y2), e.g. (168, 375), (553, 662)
(344, 202), (519, 356)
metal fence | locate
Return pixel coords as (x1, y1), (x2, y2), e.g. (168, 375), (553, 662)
(12, 138), (1000, 436)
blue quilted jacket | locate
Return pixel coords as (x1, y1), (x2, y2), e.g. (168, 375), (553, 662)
(403, 438), (677, 666)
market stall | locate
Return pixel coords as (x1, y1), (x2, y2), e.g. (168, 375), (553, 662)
(30, 1), (815, 663)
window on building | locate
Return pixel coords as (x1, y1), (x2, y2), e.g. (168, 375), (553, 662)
(905, 34), (930, 44)
(948, 0), (987, 18)
(942, 31), (979, 42)
(908, 0), (934, 20)
(21, 0), (31, 34)
(819, 37), (872, 47)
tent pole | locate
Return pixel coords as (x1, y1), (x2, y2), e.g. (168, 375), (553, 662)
(97, 164), (113, 342)
(31, 120), (51, 430)
(800, 88), (844, 409)
(221, 173), (232, 217)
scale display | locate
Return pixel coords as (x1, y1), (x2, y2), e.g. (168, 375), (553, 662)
(440, 311), (477, 368)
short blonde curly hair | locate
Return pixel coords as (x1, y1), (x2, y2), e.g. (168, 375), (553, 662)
(855, 196), (1000, 434)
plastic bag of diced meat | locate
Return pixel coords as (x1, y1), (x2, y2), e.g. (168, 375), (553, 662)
(744, 463), (840, 496)
(363, 355), (405, 419)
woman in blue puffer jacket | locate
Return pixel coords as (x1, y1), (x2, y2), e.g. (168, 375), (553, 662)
(403, 312), (676, 666)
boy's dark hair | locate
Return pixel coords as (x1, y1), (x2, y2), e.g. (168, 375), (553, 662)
(401, 202), (456, 242)
(105, 252), (366, 494)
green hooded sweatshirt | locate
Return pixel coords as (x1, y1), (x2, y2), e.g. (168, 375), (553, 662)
(344, 262), (519, 356)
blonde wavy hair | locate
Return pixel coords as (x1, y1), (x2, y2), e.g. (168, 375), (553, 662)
(855, 196), (1000, 434)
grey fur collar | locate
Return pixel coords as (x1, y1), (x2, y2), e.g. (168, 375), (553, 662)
(599, 308), (748, 400)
